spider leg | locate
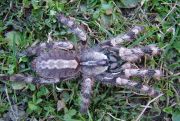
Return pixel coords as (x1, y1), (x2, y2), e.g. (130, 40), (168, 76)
(0, 74), (59, 84)
(121, 62), (136, 69)
(22, 41), (74, 56)
(101, 26), (144, 47)
(118, 45), (161, 62)
(124, 69), (162, 79)
(100, 76), (162, 97)
(57, 13), (87, 45)
(121, 62), (162, 78)
(80, 77), (94, 113)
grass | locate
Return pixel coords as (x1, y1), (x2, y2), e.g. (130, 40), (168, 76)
(0, 0), (179, 120)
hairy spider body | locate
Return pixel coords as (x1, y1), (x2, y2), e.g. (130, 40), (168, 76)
(0, 13), (163, 113)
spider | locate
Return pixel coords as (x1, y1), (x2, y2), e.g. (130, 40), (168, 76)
(0, 13), (162, 113)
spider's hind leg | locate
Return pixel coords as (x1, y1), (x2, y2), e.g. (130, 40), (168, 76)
(22, 41), (74, 56)
(0, 74), (59, 84)
(100, 76), (162, 97)
(80, 77), (94, 113)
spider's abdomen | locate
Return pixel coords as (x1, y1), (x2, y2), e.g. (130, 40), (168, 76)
(32, 49), (80, 81)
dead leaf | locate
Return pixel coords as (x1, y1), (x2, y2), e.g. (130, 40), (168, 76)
(57, 100), (65, 111)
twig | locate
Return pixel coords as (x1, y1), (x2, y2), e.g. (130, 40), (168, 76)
(158, 2), (177, 26)
(135, 94), (163, 121)
(47, 31), (53, 43)
(3, 1), (12, 22)
(107, 112), (125, 121)
(5, 85), (18, 121)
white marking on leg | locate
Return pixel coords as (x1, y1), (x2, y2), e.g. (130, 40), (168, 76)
(54, 41), (74, 49)
(119, 47), (145, 61)
(83, 78), (93, 94)
(124, 69), (147, 77)
(148, 45), (160, 55)
(122, 34), (131, 40)
(141, 85), (149, 91)
(110, 36), (123, 46)
(40, 43), (46, 47)
(79, 32), (87, 41)
(121, 63), (133, 69)
(116, 78), (129, 85)
(132, 26), (144, 34)
(67, 20), (74, 27)
(128, 81), (137, 86)
(132, 28), (139, 34)
(27, 77), (33, 82)
(154, 70), (162, 79)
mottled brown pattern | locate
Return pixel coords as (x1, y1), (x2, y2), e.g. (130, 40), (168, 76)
(118, 45), (160, 62)
(0, 13), (163, 114)
(34, 49), (80, 80)
(80, 78), (94, 113)
(101, 26), (144, 47)
(57, 13), (87, 41)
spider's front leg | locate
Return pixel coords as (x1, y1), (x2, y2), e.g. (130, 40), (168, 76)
(123, 69), (162, 79)
(0, 74), (59, 84)
(80, 77), (94, 113)
(118, 45), (161, 62)
(22, 41), (74, 56)
(57, 13), (87, 45)
(109, 44), (161, 62)
(100, 26), (144, 47)
(120, 62), (162, 79)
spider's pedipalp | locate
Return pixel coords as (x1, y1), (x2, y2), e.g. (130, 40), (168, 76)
(101, 26), (145, 47)
(101, 77), (162, 97)
(22, 41), (74, 56)
(80, 77), (94, 113)
(124, 69), (162, 79)
(118, 45), (161, 62)
(57, 13), (87, 42)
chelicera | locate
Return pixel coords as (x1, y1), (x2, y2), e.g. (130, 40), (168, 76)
(0, 13), (163, 113)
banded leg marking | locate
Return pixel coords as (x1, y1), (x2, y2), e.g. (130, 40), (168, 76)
(4, 74), (59, 84)
(101, 77), (162, 97)
(115, 77), (162, 96)
(119, 45), (161, 62)
(101, 26), (145, 47)
(121, 62), (136, 69)
(80, 78), (94, 113)
(22, 41), (74, 56)
(124, 69), (162, 78)
(57, 13), (87, 42)
(0, 74), (9, 81)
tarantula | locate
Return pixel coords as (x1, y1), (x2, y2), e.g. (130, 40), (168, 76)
(0, 13), (162, 113)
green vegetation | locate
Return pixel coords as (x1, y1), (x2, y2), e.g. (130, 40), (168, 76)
(0, 0), (179, 120)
